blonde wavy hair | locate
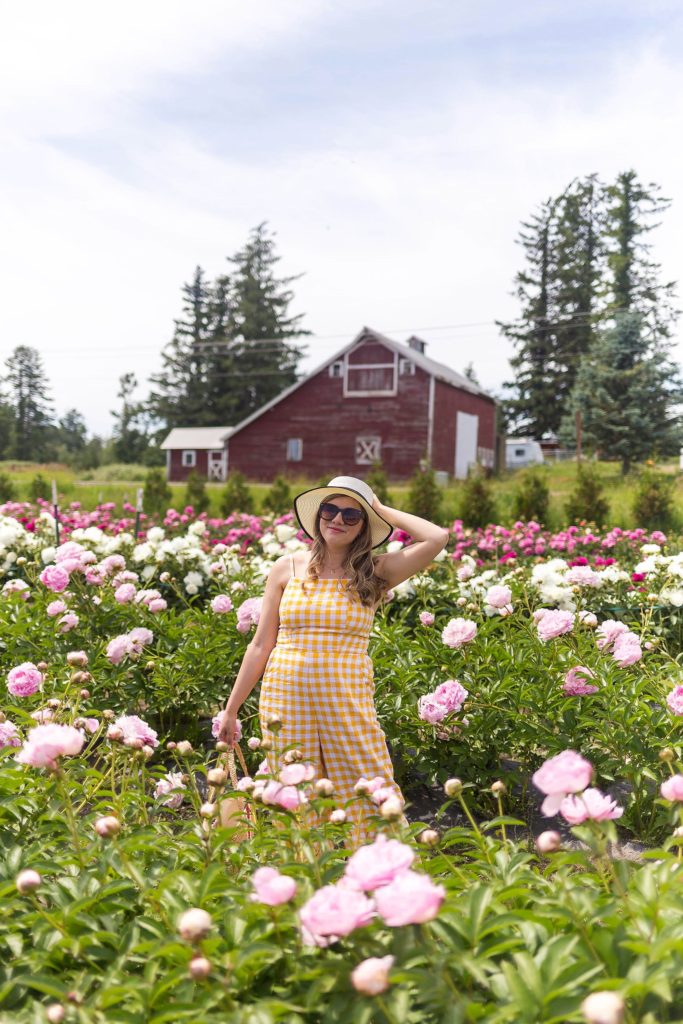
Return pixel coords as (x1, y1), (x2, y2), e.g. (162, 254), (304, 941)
(304, 494), (389, 607)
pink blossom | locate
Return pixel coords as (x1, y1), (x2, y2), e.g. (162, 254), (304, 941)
(666, 686), (683, 715)
(58, 612), (79, 633)
(100, 554), (126, 576)
(374, 869), (446, 925)
(211, 594), (234, 614)
(3, 579), (30, 599)
(578, 611), (598, 628)
(106, 635), (131, 665)
(532, 749), (593, 816)
(351, 955), (394, 996)
(0, 720), (21, 748)
(536, 610), (574, 642)
(418, 695), (449, 724)
(251, 866), (297, 905)
(155, 771), (186, 808)
(236, 597), (262, 633)
(7, 662), (43, 697)
(344, 835), (415, 891)
(114, 714), (159, 748)
(279, 762), (315, 785)
(299, 883), (375, 946)
(419, 611), (435, 626)
(31, 708), (54, 723)
(147, 597), (167, 614)
(128, 627), (153, 653)
(211, 712), (242, 742)
(566, 565), (601, 587)
(261, 780), (304, 811)
(46, 600), (67, 617)
(559, 788), (624, 824)
(15, 723), (84, 770)
(114, 583), (137, 604)
(612, 631), (642, 667)
(39, 565), (70, 592)
(432, 679), (468, 712)
(596, 619), (629, 651)
(441, 618), (477, 648)
(661, 774), (683, 801)
(485, 584), (513, 608)
(563, 666), (599, 696)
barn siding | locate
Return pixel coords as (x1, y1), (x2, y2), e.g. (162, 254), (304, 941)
(168, 449), (210, 483)
(431, 380), (496, 475)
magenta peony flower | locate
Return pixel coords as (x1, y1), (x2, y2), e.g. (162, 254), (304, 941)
(612, 631), (642, 667)
(344, 835), (415, 891)
(114, 714), (159, 748)
(485, 584), (513, 608)
(15, 723), (84, 770)
(666, 686), (683, 716)
(419, 611), (435, 627)
(351, 955), (395, 995)
(211, 594), (233, 614)
(155, 771), (186, 808)
(114, 583), (136, 604)
(596, 619), (629, 651)
(7, 662), (43, 697)
(39, 565), (70, 592)
(563, 666), (599, 696)
(441, 618), (477, 648)
(373, 869), (446, 925)
(532, 749), (593, 816)
(251, 866), (297, 906)
(559, 788), (624, 824)
(299, 883), (375, 946)
(0, 719), (21, 748)
(236, 597), (262, 633)
(661, 774), (683, 801)
(536, 610), (574, 642)
(46, 599), (67, 618)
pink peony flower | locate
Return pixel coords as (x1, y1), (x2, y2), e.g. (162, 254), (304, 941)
(211, 594), (233, 614)
(612, 631), (642, 667)
(7, 662), (43, 697)
(418, 695), (448, 724)
(536, 610), (574, 642)
(563, 666), (599, 696)
(532, 749), (593, 816)
(419, 611), (435, 627)
(147, 597), (167, 614)
(596, 619), (629, 651)
(485, 584), (513, 608)
(373, 869), (446, 925)
(251, 866), (297, 906)
(58, 612), (79, 633)
(299, 883), (375, 946)
(155, 771), (186, 808)
(0, 719), (21, 748)
(114, 714), (159, 748)
(559, 788), (624, 824)
(236, 597), (262, 633)
(128, 627), (153, 653)
(100, 554), (126, 576)
(106, 635), (131, 665)
(211, 712), (242, 742)
(566, 565), (601, 587)
(666, 686), (683, 715)
(39, 565), (70, 592)
(344, 835), (415, 891)
(279, 762), (315, 786)
(3, 579), (30, 599)
(351, 955), (395, 996)
(432, 679), (468, 712)
(578, 611), (598, 628)
(46, 600), (67, 617)
(114, 583), (137, 604)
(661, 774), (683, 801)
(15, 723), (84, 770)
(441, 618), (477, 648)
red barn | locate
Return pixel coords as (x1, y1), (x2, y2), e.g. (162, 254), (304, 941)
(160, 427), (232, 483)
(163, 328), (496, 482)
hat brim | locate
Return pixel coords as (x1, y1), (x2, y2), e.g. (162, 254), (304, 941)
(293, 486), (393, 549)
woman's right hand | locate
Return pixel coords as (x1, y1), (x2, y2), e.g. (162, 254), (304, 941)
(218, 710), (239, 746)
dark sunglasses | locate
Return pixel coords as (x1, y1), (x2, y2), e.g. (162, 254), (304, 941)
(318, 502), (365, 526)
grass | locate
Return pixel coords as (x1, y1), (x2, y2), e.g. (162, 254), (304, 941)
(0, 459), (681, 529)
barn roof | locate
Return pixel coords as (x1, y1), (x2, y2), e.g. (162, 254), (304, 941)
(227, 326), (494, 440)
(160, 426), (233, 450)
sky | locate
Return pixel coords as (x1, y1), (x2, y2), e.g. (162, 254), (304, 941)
(3, 0), (683, 435)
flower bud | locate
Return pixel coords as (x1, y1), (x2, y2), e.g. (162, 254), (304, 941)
(47, 698), (61, 709)
(259, 738), (272, 751)
(46, 1005), (65, 1023)
(491, 780), (506, 796)
(177, 907), (212, 943)
(0, 711), (5, 723)
(215, 741), (229, 753)
(16, 556), (27, 566)
(536, 830), (562, 854)
(142, 744), (155, 760)
(16, 869), (41, 893)
(380, 796), (404, 820)
(247, 736), (261, 750)
(80, 688), (90, 699)
(659, 748), (675, 762)
(673, 825), (683, 840)
(102, 708), (115, 720)
(207, 768), (228, 786)
(66, 991), (82, 1004)
(67, 651), (88, 667)
(176, 740), (193, 756)
(160, 571), (171, 582)
(106, 724), (123, 742)
(166, 741), (177, 751)
(351, 955), (394, 996)
(266, 715), (283, 734)
(580, 990), (625, 1024)
(456, 596), (467, 607)
(315, 778), (334, 797)
(37, 661), (48, 672)
(419, 828), (440, 847)
(124, 736), (143, 750)
(200, 802), (216, 818)
(189, 956), (212, 980)
(330, 808), (347, 824)
(444, 778), (463, 797)
(94, 815), (121, 838)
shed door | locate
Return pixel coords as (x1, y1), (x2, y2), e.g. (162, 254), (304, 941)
(455, 412), (479, 479)
(207, 449), (226, 481)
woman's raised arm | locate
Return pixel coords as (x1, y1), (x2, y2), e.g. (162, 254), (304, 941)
(372, 498), (449, 589)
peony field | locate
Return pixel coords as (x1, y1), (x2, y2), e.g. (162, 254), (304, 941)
(4, 499), (683, 1023)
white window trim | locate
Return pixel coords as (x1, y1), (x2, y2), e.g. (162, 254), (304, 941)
(329, 361), (343, 378)
(399, 358), (415, 375)
(181, 449), (196, 468)
(286, 437), (303, 462)
(343, 348), (398, 397)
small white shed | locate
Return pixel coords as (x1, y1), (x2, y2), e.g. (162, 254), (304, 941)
(505, 438), (544, 470)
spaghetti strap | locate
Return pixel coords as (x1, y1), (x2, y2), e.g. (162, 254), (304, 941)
(289, 554), (296, 579)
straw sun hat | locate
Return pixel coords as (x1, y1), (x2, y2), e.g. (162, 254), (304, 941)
(294, 476), (393, 549)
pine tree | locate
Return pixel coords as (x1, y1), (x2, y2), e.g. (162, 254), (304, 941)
(111, 374), (150, 463)
(4, 346), (54, 460)
(561, 312), (683, 474)
(56, 409), (88, 462)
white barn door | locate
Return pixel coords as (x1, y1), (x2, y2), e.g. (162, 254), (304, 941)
(455, 412), (479, 479)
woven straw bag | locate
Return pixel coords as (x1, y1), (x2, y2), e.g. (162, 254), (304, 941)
(210, 743), (254, 841)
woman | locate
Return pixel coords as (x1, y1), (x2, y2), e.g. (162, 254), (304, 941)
(218, 475), (449, 843)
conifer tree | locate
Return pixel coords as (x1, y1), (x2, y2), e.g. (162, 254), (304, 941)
(4, 346), (54, 460)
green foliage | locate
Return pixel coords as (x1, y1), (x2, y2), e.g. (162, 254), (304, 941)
(183, 471), (210, 514)
(564, 462), (610, 526)
(457, 468), (498, 528)
(407, 462), (443, 523)
(4, 345), (55, 461)
(631, 465), (677, 531)
(0, 471), (17, 501)
(143, 468), (172, 515)
(365, 461), (391, 505)
(511, 466), (550, 523)
(220, 471), (254, 516)
(27, 473), (51, 502)
(261, 474), (292, 515)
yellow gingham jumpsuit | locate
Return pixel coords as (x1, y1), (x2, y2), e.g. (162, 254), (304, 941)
(259, 556), (403, 843)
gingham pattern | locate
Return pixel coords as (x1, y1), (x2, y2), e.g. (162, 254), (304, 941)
(259, 561), (402, 844)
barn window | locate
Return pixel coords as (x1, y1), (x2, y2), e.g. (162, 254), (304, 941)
(355, 436), (381, 465)
(182, 450), (196, 468)
(514, 448), (525, 458)
(286, 438), (303, 462)
(399, 358), (415, 376)
(329, 361), (343, 378)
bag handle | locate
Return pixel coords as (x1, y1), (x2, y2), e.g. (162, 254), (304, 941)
(225, 742), (249, 788)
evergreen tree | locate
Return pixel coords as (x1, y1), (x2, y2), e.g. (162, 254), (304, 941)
(4, 346), (54, 460)
(111, 374), (150, 463)
(57, 409), (88, 458)
(561, 312), (683, 474)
